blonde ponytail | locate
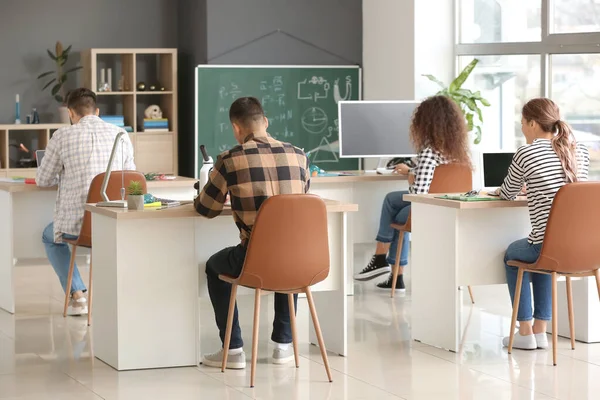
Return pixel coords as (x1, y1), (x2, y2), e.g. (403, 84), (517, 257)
(552, 120), (578, 183)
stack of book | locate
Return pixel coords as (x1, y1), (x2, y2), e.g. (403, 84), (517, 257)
(143, 118), (169, 132)
(100, 115), (125, 127)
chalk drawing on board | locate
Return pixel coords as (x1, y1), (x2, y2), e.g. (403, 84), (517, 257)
(311, 137), (339, 163)
(297, 79), (312, 100)
(298, 77), (330, 101)
(333, 76), (352, 104)
(218, 144), (232, 152)
(301, 107), (328, 134)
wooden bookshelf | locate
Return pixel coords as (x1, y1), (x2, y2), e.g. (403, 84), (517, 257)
(0, 124), (67, 178)
(82, 48), (178, 174)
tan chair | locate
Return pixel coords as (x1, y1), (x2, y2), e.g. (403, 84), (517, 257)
(507, 182), (600, 366)
(390, 163), (473, 299)
(63, 171), (147, 326)
(219, 194), (333, 388)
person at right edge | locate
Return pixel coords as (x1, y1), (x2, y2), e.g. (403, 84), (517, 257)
(194, 97), (310, 369)
(499, 98), (589, 351)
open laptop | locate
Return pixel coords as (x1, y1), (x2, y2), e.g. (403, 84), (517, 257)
(35, 150), (45, 168)
(480, 151), (514, 194)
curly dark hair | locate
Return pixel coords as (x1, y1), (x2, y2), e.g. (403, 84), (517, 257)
(410, 95), (471, 165)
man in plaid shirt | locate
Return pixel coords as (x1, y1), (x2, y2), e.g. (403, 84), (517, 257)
(195, 97), (309, 369)
(37, 88), (135, 316)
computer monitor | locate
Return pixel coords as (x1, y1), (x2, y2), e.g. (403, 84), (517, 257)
(481, 151), (515, 188)
(35, 150), (45, 168)
(338, 101), (419, 158)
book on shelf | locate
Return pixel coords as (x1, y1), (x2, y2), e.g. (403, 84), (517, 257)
(143, 128), (170, 132)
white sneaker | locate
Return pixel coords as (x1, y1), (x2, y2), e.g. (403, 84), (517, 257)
(272, 346), (294, 365)
(502, 332), (537, 350)
(67, 297), (88, 316)
(535, 333), (549, 349)
(201, 349), (246, 369)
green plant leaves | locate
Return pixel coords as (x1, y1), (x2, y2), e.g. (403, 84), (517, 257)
(46, 49), (57, 61)
(474, 126), (482, 144)
(64, 66), (83, 74)
(42, 78), (56, 91)
(55, 95), (64, 104)
(37, 71), (54, 80)
(449, 59), (479, 92)
(51, 83), (63, 96)
(422, 74), (446, 88)
(63, 45), (72, 55)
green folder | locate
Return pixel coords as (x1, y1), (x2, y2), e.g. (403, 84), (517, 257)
(435, 195), (505, 202)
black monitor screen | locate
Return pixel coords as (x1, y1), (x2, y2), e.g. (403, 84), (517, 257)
(482, 153), (514, 187)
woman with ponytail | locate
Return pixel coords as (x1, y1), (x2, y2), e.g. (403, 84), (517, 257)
(497, 98), (590, 351)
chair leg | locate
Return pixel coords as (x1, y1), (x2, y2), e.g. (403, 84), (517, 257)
(508, 267), (524, 354)
(221, 284), (238, 372)
(250, 288), (261, 388)
(288, 293), (300, 368)
(468, 286), (475, 304)
(551, 272), (558, 366)
(391, 232), (404, 298)
(305, 287), (333, 383)
(566, 276), (575, 350)
(594, 270), (600, 301)
(63, 245), (78, 318)
(87, 253), (93, 326)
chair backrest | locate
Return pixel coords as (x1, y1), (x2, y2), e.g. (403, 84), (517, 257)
(403, 163), (472, 230)
(428, 163), (473, 194)
(535, 182), (600, 274)
(236, 194), (330, 291)
(77, 171), (147, 247)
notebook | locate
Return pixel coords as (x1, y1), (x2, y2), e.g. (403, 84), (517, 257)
(435, 195), (505, 202)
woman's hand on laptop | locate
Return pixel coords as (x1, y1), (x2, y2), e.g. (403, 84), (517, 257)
(394, 163), (410, 175)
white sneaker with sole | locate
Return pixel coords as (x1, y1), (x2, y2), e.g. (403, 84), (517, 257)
(535, 333), (549, 349)
(502, 332), (537, 350)
(272, 347), (294, 365)
(201, 349), (246, 369)
(67, 298), (88, 316)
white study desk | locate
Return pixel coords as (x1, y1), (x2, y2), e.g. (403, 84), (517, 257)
(0, 177), (197, 314)
(85, 199), (357, 370)
(405, 194), (600, 352)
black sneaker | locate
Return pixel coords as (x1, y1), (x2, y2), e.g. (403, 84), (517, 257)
(377, 273), (406, 291)
(354, 255), (391, 281)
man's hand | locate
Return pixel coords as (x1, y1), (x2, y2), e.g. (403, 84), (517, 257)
(394, 163), (410, 175)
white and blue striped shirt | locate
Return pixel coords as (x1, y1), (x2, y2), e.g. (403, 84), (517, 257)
(500, 139), (589, 244)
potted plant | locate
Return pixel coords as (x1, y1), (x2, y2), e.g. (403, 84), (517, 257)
(423, 59), (491, 144)
(37, 41), (83, 124)
(127, 181), (145, 211)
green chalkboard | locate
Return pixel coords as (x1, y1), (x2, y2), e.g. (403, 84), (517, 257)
(195, 65), (361, 174)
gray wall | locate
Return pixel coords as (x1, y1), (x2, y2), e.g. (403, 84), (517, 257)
(0, 0), (177, 124)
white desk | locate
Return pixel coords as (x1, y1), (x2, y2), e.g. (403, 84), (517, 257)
(0, 177), (197, 314)
(405, 194), (600, 352)
(310, 171), (409, 293)
(85, 199), (356, 371)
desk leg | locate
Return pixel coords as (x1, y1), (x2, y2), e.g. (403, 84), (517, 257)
(92, 214), (198, 370)
(309, 212), (348, 356)
(0, 191), (15, 313)
(411, 204), (460, 352)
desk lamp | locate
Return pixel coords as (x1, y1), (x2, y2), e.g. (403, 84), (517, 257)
(97, 131), (127, 208)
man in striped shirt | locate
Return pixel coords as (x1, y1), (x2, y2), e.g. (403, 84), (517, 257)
(499, 98), (589, 351)
(37, 88), (135, 316)
(195, 97), (310, 369)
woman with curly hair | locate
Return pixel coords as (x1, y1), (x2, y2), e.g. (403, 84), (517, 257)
(354, 95), (471, 290)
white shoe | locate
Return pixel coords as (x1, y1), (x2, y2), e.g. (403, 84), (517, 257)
(272, 346), (294, 365)
(67, 297), (88, 316)
(201, 348), (246, 369)
(502, 332), (537, 350)
(535, 333), (549, 349)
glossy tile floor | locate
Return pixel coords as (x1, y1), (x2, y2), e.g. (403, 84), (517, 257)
(1, 264), (600, 399)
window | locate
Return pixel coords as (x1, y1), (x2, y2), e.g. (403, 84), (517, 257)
(459, 0), (541, 43)
(553, 0), (600, 33)
(457, 0), (600, 179)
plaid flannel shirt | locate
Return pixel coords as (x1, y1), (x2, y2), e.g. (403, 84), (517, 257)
(194, 133), (310, 242)
(36, 115), (135, 242)
(409, 147), (449, 194)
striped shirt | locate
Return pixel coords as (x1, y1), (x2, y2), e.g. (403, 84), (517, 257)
(500, 139), (589, 244)
(36, 115), (135, 242)
(409, 147), (449, 194)
(194, 133), (310, 242)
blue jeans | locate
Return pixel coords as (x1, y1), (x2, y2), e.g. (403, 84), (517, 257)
(42, 223), (86, 294)
(376, 191), (410, 267)
(504, 238), (551, 321)
(206, 245), (298, 349)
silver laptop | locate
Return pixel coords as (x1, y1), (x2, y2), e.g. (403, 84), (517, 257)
(35, 150), (45, 168)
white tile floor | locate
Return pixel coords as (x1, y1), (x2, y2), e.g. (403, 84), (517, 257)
(1, 264), (599, 399)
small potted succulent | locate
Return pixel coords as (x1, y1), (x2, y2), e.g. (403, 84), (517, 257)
(127, 181), (145, 211)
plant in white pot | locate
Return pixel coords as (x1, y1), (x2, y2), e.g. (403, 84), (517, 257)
(37, 41), (83, 124)
(127, 181), (145, 211)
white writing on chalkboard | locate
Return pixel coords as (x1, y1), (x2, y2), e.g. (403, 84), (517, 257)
(297, 77), (330, 102)
(333, 76), (352, 104)
(301, 107), (328, 134)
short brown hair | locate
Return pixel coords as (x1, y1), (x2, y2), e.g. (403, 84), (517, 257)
(229, 97), (265, 127)
(66, 88), (97, 116)
(410, 96), (471, 165)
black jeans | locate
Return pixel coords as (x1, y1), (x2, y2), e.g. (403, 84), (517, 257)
(206, 244), (298, 349)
